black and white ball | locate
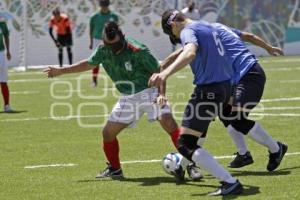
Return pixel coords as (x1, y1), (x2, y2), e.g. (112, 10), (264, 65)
(162, 152), (183, 175)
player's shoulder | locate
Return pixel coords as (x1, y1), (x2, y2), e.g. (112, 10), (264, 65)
(109, 11), (118, 17)
(126, 37), (148, 53)
(60, 14), (69, 20)
(90, 11), (100, 18)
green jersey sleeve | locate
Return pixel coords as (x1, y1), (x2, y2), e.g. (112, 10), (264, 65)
(87, 47), (103, 66)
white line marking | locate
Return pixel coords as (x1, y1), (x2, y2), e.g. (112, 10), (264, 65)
(24, 163), (77, 169)
(261, 97), (300, 102)
(251, 113), (300, 117)
(24, 152), (300, 169)
(254, 107), (300, 111)
(121, 152), (300, 164)
(265, 67), (300, 72)
(176, 75), (187, 79)
(260, 58), (300, 63)
(0, 114), (108, 122)
(11, 91), (40, 95)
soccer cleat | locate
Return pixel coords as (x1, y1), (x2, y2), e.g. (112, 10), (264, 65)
(267, 142), (288, 171)
(172, 165), (185, 181)
(95, 163), (124, 179)
(91, 80), (97, 88)
(228, 151), (254, 168)
(186, 163), (203, 181)
(4, 105), (14, 113)
(209, 180), (243, 196)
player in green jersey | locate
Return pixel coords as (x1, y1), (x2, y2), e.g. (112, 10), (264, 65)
(44, 21), (202, 180)
(89, 0), (118, 87)
(0, 20), (13, 112)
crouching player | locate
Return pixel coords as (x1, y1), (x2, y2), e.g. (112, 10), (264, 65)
(43, 21), (201, 180)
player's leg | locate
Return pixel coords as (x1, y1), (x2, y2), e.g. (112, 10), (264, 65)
(96, 96), (135, 179)
(66, 34), (73, 65)
(178, 82), (243, 195)
(230, 63), (287, 171)
(66, 46), (72, 65)
(95, 120), (128, 179)
(0, 51), (12, 112)
(58, 47), (63, 67)
(158, 112), (203, 181)
(219, 103), (252, 168)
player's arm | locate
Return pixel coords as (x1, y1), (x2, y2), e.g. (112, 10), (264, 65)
(89, 18), (94, 50)
(3, 23), (11, 60)
(160, 47), (183, 70)
(43, 60), (96, 78)
(148, 43), (197, 87)
(239, 31), (284, 56)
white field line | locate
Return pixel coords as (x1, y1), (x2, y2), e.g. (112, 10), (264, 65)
(251, 113), (300, 117)
(260, 58), (300, 63)
(254, 107), (300, 111)
(24, 163), (77, 169)
(2, 109), (300, 122)
(11, 91), (40, 95)
(24, 152), (300, 169)
(261, 97), (300, 102)
(265, 67), (300, 71)
(0, 114), (108, 122)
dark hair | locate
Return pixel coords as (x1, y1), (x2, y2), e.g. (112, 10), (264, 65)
(52, 8), (60, 15)
(104, 21), (123, 40)
(99, 0), (110, 7)
(161, 9), (186, 35)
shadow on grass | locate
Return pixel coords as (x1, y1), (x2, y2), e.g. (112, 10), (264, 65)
(77, 176), (204, 186)
(0, 110), (27, 114)
(191, 184), (260, 199)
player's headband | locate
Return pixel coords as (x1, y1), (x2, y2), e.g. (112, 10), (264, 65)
(167, 10), (180, 25)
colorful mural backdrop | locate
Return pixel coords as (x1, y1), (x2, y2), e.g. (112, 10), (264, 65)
(0, 0), (299, 67)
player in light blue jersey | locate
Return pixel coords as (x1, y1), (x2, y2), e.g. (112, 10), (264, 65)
(149, 10), (243, 196)
(210, 23), (288, 171)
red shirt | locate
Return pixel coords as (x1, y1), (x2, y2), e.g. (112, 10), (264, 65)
(49, 14), (71, 35)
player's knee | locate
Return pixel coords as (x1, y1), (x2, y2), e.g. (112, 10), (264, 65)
(102, 127), (115, 141)
(177, 134), (200, 161)
(230, 111), (255, 135)
(219, 105), (232, 127)
(58, 48), (63, 54)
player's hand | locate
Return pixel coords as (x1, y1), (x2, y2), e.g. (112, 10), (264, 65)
(89, 43), (93, 50)
(43, 66), (63, 78)
(148, 72), (167, 88)
(155, 95), (168, 108)
(6, 51), (11, 60)
(267, 46), (284, 56)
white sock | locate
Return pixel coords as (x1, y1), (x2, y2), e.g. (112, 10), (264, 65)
(192, 148), (236, 183)
(227, 125), (248, 155)
(248, 122), (279, 153)
(197, 137), (206, 146)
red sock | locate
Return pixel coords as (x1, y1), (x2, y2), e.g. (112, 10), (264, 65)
(1, 83), (9, 105)
(92, 67), (100, 83)
(103, 139), (120, 169)
(170, 127), (181, 148)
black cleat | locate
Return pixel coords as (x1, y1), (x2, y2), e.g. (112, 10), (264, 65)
(95, 163), (124, 179)
(172, 165), (185, 181)
(187, 163), (203, 181)
(228, 151), (254, 168)
(267, 142), (288, 171)
(209, 180), (243, 196)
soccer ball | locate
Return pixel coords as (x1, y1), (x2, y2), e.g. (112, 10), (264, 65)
(162, 152), (183, 175)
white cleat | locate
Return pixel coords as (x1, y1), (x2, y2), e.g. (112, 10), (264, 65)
(4, 105), (14, 113)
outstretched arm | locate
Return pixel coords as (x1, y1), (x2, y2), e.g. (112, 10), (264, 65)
(160, 47), (183, 70)
(148, 43), (197, 87)
(239, 31), (284, 56)
(43, 59), (96, 78)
